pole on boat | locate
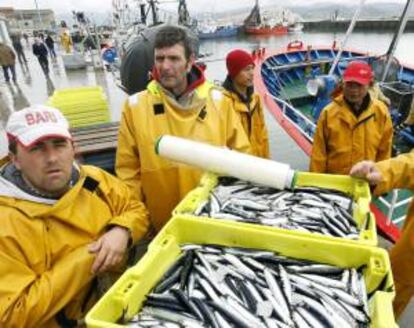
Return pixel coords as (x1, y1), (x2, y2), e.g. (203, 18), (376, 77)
(381, 0), (413, 82)
(33, 0), (44, 30)
(328, 0), (367, 76)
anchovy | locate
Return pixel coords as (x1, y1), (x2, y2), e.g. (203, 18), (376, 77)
(188, 177), (361, 239)
(141, 306), (204, 328)
(126, 244), (371, 328)
(296, 305), (326, 328)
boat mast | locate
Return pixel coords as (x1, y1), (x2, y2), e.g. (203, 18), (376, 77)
(146, 0), (159, 25)
(244, 0), (261, 27)
(178, 0), (191, 26)
(381, 0), (414, 81)
(139, 0), (147, 24)
(328, 0), (366, 75)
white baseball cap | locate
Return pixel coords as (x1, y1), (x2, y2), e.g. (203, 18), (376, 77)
(6, 105), (72, 147)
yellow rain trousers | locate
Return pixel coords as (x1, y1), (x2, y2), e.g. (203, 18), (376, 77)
(116, 80), (251, 232)
(0, 165), (149, 327)
(310, 95), (393, 174)
(222, 89), (270, 159)
(374, 152), (414, 318)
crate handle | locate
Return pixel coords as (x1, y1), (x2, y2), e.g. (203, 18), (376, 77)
(120, 281), (135, 296)
(159, 235), (176, 249)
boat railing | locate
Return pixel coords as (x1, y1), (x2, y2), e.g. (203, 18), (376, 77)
(267, 93), (315, 142)
(268, 55), (373, 72)
(268, 93), (411, 228)
(377, 189), (412, 226)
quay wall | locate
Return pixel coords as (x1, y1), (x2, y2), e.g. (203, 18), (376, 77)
(303, 19), (414, 32)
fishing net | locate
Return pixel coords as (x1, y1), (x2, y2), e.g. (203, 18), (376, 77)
(371, 55), (400, 82)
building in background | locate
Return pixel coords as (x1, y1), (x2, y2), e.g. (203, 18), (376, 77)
(0, 7), (56, 33)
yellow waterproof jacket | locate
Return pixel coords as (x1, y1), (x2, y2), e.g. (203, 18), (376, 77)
(60, 34), (72, 53)
(0, 164), (149, 327)
(375, 152), (414, 317)
(116, 80), (251, 232)
(374, 152), (414, 287)
(222, 89), (269, 158)
(310, 94), (393, 175)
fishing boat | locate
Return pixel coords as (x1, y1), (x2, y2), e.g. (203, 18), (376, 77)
(245, 24), (288, 36)
(198, 23), (239, 39)
(288, 22), (304, 33)
(254, 0), (414, 242)
(244, 0), (288, 36)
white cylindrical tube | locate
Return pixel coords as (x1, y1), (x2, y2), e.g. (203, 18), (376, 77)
(155, 135), (296, 190)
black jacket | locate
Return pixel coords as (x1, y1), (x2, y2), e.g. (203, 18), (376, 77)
(45, 36), (54, 49)
(32, 42), (48, 59)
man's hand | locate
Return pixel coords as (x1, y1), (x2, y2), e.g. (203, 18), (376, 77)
(88, 226), (130, 274)
(350, 160), (382, 185)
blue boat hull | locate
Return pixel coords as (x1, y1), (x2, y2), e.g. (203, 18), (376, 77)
(198, 27), (239, 39)
(257, 45), (414, 242)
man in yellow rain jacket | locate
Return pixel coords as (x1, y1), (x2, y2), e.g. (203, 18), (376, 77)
(222, 49), (270, 158)
(0, 105), (149, 327)
(116, 25), (250, 232)
(351, 155), (414, 318)
(310, 61), (393, 175)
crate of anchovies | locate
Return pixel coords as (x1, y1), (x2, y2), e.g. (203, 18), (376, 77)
(173, 171), (377, 246)
(86, 216), (395, 328)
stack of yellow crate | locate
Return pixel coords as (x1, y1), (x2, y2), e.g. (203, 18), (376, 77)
(48, 86), (110, 128)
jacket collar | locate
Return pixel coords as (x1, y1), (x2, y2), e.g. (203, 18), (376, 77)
(344, 93), (371, 118)
(0, 174), (57, 206)
(222, 75), (254, 105)
(334, 94), (375, 126)
(151, 64), (206, 100)
(0, 162), (84, 216)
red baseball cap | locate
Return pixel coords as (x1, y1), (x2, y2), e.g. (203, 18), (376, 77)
(343, 61), (373, 85)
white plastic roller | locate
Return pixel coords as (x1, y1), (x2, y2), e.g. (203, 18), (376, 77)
(155, 135), (296, 190)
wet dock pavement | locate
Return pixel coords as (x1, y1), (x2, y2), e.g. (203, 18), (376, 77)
(0, 46), (126, 157)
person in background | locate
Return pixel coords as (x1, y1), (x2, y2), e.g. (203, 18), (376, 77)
(350, 155), (414, 319)
(0, 42), (17, 83)
(22, 33), (29, 47)
(116, 25), (250, 235)
(32, 37), (49, 76)
(0, 105), (149, 326)
(310, 60), (393, 174)
(60, 32), (73, 54)
(45, 34), (57, 60)
(222, 49), (269, 158)
(11, 34), (27, 65)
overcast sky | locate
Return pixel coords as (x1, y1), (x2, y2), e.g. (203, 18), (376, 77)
(0, 0), (407, 14)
